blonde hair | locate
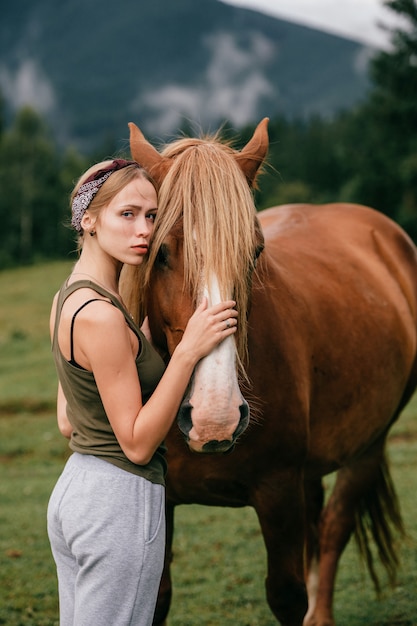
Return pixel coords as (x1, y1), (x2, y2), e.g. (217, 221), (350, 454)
(123, 134), (259, 364)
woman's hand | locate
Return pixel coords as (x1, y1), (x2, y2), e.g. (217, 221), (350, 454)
(178, 297), (238, 362)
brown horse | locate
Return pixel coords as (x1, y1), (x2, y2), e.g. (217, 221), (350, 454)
(121, 118), (417, 626)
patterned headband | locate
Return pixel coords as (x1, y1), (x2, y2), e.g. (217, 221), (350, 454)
(71, 159), (139, 233)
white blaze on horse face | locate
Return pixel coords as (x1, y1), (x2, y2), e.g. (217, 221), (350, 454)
(186, 276), (245, 449)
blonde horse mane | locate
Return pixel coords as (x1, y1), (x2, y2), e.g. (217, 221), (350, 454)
(122, 132), (259, 363)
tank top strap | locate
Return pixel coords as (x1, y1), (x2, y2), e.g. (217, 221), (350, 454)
(69, 298), (105, 366)
(53, 279), (142, 348)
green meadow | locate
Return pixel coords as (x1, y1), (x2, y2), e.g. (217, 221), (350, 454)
(0, 261), (416, 625)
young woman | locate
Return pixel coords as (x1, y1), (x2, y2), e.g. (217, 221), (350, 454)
(47, 159), (237, 625)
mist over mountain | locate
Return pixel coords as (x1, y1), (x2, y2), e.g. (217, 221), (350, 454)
(1, 0), (374, 151)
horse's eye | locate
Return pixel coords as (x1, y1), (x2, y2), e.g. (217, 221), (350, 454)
(156, 244), (169, 268)
(253, 242), (265, 267)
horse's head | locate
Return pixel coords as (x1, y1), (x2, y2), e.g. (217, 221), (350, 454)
(125, 119), (268, 453)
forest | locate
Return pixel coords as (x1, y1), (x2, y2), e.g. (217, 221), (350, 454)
(0, 0), (416, 269)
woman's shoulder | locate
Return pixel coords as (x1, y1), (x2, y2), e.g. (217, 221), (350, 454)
(69, 290), (122, 320)
(56, 287), (122, 332)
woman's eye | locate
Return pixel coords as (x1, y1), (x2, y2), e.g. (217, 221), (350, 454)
(122, 210), (133, 218)
(147, 212), (157, 222)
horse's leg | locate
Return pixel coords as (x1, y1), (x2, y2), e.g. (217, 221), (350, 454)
(303, 464), (370, 626)
(304, 440), (403, 626)
(254, 470), (309, 626)
(153, 502), (175, 626)
(303, 478), (325, 625)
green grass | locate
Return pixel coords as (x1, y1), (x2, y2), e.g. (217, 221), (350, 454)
(0, 413), (67, 626)
(0, 261), (73, 410)
(0, 262), (416, 625)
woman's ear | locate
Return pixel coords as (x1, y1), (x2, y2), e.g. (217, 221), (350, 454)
(81, 211), (96, 235)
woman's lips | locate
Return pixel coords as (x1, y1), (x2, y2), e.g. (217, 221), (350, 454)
(132, 245), (148, 254)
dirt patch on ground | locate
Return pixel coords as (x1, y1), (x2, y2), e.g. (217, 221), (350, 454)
(0, 399), (54, 416)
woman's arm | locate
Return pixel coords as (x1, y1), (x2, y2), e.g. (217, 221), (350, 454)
(79, 298), (237, 465)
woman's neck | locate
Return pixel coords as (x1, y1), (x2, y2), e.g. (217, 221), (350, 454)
(71, 258), (121, 297)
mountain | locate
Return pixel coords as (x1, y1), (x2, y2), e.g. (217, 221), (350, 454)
(0, 0), (375, 151)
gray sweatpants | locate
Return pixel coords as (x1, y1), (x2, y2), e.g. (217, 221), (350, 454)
(47, 453), (165, 626)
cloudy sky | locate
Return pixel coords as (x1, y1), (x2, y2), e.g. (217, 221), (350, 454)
(223, 0), (401, 48)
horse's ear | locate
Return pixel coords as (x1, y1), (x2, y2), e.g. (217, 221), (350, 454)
(236, 117), (269, 187)
(128, 122), (170, 188)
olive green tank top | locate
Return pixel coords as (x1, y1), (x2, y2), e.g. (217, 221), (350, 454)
(52, 279), (167, 484)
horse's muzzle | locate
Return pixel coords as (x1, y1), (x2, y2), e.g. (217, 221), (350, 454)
(177, 400), (250, 454)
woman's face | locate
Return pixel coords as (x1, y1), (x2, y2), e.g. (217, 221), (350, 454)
(93, 175), (158, 266)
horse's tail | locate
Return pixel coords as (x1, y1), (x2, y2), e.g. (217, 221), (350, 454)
(353, 449), (405, 594)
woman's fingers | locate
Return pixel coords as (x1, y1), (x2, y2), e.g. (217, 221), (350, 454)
(220, 316), (237, 330)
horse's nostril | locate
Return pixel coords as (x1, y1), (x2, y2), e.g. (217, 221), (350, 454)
(177, 402), (193, 438)
(234, 401), (250, 439)
(240, 401), (249, 422)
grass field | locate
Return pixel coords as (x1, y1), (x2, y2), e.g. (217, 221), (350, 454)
(0, 261), (416, 625)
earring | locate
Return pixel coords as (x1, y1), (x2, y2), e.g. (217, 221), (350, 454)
(89, 230), (96, 237)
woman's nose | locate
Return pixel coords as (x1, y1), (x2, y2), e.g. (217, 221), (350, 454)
(135, 216), (151, 237)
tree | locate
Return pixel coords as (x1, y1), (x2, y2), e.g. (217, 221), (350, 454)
(371, 0), (417, 144)
(363, 0), (417, 235)
(0, 107), (82, 267)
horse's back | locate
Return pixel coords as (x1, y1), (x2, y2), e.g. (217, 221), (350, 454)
(261, 202), (414, 257)
(259, 202), (417, 322)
